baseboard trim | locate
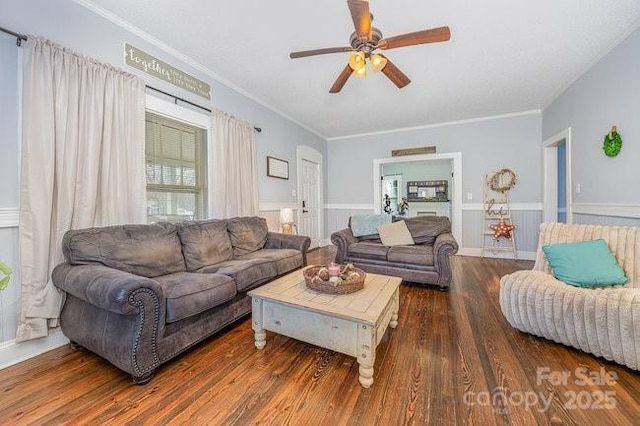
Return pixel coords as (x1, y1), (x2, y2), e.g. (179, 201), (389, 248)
(459, 247), (536, 261)
(0, 328), (69, 370)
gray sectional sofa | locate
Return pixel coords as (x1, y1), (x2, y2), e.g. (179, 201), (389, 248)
(52, 216), (310, 384)
(331, 216), (458, 290)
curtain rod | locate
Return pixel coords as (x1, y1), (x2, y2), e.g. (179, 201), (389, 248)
(147, 85), (262, 133)
(0, 25), (27, 46)
(0, 27), (262, 133)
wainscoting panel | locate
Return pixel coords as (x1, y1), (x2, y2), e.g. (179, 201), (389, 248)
(461, 209), (541, 259)
(325, 206), (375, 239)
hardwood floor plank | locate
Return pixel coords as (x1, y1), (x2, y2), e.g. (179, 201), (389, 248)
(0, 249), (638, 425)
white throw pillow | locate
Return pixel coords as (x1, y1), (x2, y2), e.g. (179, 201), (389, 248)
(377, 221), (415, 246)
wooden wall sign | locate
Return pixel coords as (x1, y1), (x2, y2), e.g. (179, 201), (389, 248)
(391, 146), (436, 157)
(125, 43), (211, 100)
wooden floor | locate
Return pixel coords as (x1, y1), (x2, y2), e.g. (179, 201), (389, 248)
(1, 248), (638, 425)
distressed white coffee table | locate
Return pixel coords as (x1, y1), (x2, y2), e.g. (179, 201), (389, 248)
(248, 268), (401, 388)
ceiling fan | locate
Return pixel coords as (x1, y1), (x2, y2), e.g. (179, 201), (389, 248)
(289, 0), (451, 93)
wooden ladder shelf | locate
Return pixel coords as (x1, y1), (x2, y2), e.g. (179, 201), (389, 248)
(480, 174), (518, 260)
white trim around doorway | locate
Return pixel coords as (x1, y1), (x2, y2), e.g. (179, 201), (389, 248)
(296, 146), (324, 249)
(543, 128), (572, 224)
(372, 152), (463, 249)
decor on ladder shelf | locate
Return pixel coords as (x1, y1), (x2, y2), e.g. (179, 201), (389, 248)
(490, 215), (516, 240)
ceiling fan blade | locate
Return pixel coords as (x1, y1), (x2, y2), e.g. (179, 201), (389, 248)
(379, 55), (411, 89)
(347, 0), (372, 42)
(290, 46), (354, 59)
(377, 26), (451, 50)
(329, 64), (353, 93)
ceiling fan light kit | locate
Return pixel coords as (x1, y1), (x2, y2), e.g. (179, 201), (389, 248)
(289, 0), (451, 93)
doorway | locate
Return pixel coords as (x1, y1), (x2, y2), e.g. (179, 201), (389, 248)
(297, 146), (323, 248)
(543, 128), (572, 224)
(373, 152), (463, 248)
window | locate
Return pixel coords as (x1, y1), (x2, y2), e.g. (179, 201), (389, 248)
(145, 112), (207, 222)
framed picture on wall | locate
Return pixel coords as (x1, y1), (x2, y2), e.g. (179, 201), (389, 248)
(267, 156), (289, 179)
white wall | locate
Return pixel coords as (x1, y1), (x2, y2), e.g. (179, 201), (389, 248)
(543, 27), (640, 225)
(0, 0), (327, 358)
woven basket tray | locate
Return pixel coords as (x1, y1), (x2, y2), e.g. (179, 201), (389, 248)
(303, 265), (366, 294)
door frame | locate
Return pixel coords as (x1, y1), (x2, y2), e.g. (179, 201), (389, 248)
(543, 127), (572, 224)
(296, 146), (324, 247)
(373, 152), (463, 249)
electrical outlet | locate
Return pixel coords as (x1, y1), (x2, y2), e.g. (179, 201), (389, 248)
(292, 189), (297, 197)
(467, 192), (473, 201)
(576, 184), (581, 194)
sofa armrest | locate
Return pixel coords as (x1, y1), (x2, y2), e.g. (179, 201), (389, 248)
(432, 232), (459, 287)
(265, 232), (311, 265)
(52, 263), (164, 316)
(331, 228), (358, 264)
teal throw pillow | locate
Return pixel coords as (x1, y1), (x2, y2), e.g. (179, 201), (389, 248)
(350, 214), (392, 237)
(542, 239), (629, 288)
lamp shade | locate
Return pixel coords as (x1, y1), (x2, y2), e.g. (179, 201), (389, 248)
(279, 208), (294, 224)
(370, 54), (388, 72)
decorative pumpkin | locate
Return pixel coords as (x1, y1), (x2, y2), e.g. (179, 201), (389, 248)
(603, 126), (622, 157)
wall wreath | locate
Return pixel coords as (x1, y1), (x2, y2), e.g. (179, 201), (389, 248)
(603, 126), (622, 157)
(489, 168), (518, 193)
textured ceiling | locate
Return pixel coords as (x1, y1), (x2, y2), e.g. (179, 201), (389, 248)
(83, 0), (640, 139)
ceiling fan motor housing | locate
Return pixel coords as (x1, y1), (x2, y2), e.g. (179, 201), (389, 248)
(350, 27), (383, 56)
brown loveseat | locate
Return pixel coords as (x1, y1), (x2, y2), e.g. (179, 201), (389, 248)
(331, 216), (458, 290)
(52, 216), (310, 384)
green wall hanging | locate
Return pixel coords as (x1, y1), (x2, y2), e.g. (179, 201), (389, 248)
(603, 126), (622, 157)
(0, 261), (11, 290)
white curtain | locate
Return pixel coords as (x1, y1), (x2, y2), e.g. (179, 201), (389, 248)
(16, 37), (146, 342)
(210, 109), (259, 218)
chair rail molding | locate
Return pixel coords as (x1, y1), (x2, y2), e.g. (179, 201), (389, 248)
(462, 203), (543, 211)
(0, 208), (19, 228)
(325, 204), (375, 210)
(572, 203), (640, 219)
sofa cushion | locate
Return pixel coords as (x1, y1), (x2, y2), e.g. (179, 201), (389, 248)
(200, 258), (277, 292)
(542, 239), (629, 287)
(154, 272), (237, 323)
(377, 221), (415, 246)
(62, 223), (186, 278)
(347, 242), (389, 261)
(177, 220), (233, 271)
(227, 217), (269, 256)
(237, 249), (303, 275)
(401, 216), (451, 245)
(350, 214), (392, 237)
(387, 245), (434, 266)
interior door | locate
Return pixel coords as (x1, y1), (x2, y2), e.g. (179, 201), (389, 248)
(300, 158), (320, 248)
